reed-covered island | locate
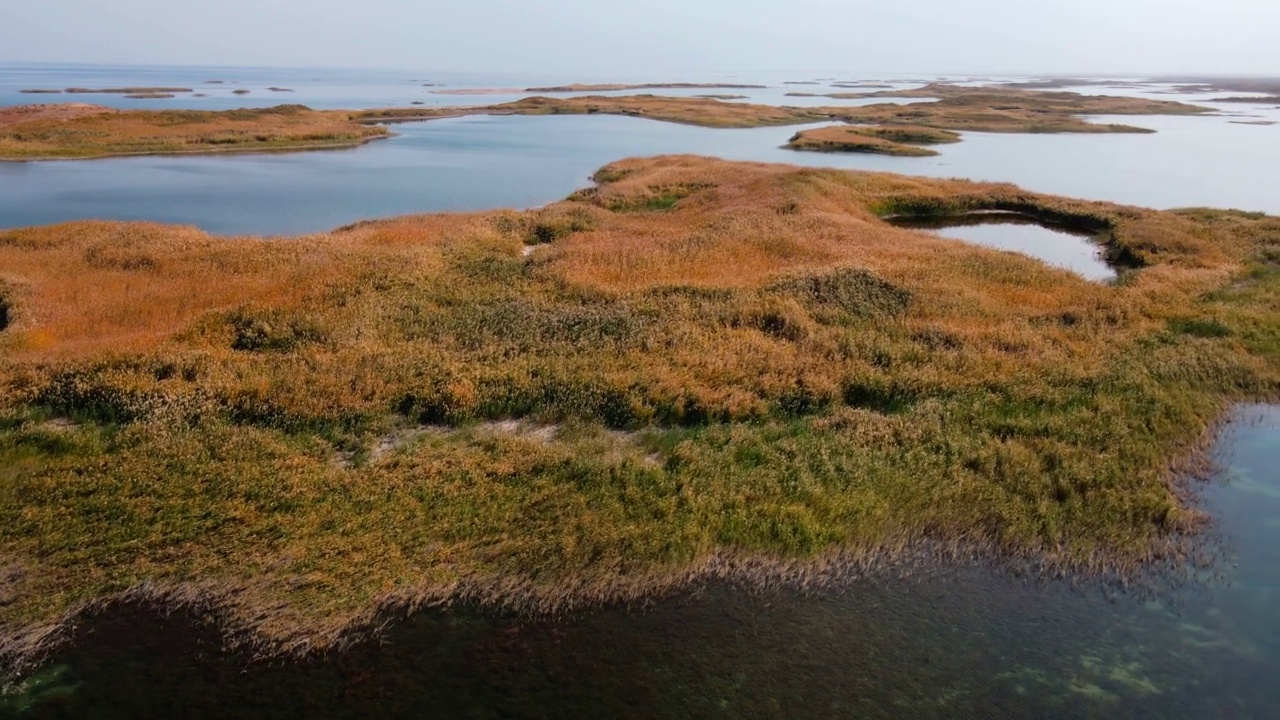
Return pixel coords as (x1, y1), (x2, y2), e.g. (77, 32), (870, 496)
(785, 125), (962, 156)
(0, 104), (391, 160)
(0, 155), (1276, 675)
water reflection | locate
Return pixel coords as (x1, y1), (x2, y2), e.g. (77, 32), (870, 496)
(5, 407), (1278, 719)
(886, 212), (1119, 281)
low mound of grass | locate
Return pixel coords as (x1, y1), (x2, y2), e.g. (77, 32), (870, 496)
(786, 125), (963, 156)
(0, 157), (1275, 665)
(0, 104), (389, 160)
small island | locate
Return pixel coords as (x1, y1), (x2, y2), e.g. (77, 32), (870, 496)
(786, 125), (962, 156)
(0, 104), (390, 160)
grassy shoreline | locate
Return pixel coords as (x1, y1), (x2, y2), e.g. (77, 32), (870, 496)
(0, 155), (1276, 680)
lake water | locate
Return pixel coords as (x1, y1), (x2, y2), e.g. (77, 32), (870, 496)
(4, 406), (1277, 719)
(2, 65), (1278, 236)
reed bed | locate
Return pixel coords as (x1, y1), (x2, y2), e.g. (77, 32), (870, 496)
(786, 125), (962, 156)
(0, 104), (389, 160)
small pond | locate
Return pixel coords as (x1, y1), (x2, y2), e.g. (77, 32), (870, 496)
(887, 212), (1120, 281)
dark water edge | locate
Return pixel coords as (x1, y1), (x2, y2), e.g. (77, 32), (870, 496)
(3, 405), (1278, 719)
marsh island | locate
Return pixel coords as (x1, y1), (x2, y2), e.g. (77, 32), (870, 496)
(0, 154), (1276, 674)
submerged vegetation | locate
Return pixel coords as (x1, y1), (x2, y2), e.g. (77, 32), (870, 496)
(0, 156), (1276, 671)
(0, 104), (390, 160)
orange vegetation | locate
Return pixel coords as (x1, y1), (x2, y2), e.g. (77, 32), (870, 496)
(0, 104), (390, 160)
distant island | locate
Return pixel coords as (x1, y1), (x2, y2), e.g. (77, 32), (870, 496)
(0, 104), (389, 160)
(524, 82), (769, 92)
(0, 85), (1213, 161)
(786, 125), (962, 156)
(431, 82), (769, 95)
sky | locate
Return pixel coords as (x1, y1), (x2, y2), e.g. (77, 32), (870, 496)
(2, 0), (1277, 76)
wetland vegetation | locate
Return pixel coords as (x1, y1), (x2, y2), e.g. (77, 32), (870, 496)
(0, 155), (1276, 678)
(0, 104), (390, 160)
(786, 125), (962, 156)
(468, 87), (1208, 133)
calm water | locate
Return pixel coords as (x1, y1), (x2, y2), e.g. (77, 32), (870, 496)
(3, 406), (1277, 719)
(887, 214), (1119, 281)
(2, 65), (1278, 236)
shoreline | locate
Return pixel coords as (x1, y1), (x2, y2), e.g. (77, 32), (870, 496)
(3, 391), (1262, 687)
(0, 462), (1234, 686)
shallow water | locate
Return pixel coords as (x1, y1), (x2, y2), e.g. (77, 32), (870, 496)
(3, 406), (1277, 719)
(887, 214), (1118, 281)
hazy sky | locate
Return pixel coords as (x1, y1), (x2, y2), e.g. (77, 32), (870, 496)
(3, 0), (1277, 75)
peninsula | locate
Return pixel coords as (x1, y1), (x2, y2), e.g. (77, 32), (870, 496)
(0, 155), (1275, 673)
